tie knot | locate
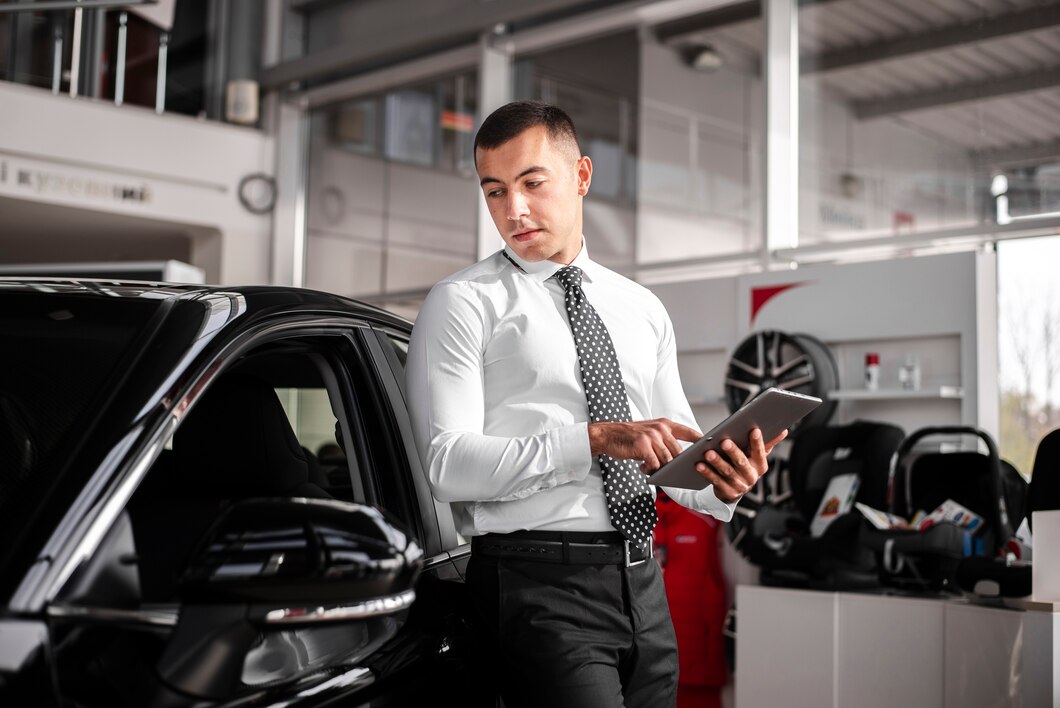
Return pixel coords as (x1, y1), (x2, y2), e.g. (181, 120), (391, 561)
(554, 265), (583, 290)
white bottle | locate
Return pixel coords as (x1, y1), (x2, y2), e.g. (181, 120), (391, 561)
(899, 355), (921, 390)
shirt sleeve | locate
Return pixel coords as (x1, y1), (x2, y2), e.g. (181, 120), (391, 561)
(406, 281), (593, 504)
(648, 304), (737, 522)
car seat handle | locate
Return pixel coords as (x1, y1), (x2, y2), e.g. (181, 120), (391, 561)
(887, 426), (1005, 556)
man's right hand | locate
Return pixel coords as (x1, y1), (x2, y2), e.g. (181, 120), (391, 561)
(587, 419), (702, 473)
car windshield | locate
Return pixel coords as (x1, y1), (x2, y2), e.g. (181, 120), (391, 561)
(0, 289), (164, 516)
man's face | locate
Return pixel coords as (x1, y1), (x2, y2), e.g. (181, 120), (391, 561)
(476, 125), (592, 264)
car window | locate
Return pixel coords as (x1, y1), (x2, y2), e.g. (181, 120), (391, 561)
(0, 293), (162, 519)
(337, 332), (424, 545)
(384, 335), (408, 369)
(49, 331), (408, 706)
(124, 339), (373, 603)
(275, 386), (361, 502)
(367, 329), (467, 554)
(0, 290), (176, 604)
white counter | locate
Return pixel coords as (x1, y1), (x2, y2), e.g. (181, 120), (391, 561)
(735, 585), (1058, 708)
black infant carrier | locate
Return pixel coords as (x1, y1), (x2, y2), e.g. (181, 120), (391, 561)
(732, 420), (906, 591)
(863, 426), (1025, 594)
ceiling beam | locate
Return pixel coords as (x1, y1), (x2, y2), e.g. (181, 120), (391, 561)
(261, 0), (606, 90)
(853, 67), (1060, 120)
(654, 0), (840, 44)
(0, 0), (157, 11)
(973, 139), (1060, 169)
(803, 3), (1060, 74)
(654, 1), (760, 41)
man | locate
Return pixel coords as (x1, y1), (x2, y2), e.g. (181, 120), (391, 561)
(406, 101), (784, 708)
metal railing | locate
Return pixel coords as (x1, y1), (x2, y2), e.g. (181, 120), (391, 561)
(3, 1), (172, 114)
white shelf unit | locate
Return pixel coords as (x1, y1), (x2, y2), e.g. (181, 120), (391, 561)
(823, 334), (965, 431)
(652, 251), (997, 437)
(828, 386), (963, 401)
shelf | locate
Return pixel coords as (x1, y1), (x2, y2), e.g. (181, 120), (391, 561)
(685, 387), (962, 406)
(828, 386), (963, 401)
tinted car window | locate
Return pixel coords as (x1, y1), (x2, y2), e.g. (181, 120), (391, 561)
(337, 332), (427, 546)
(275, 386), (362, 502)
(0, 292), (162, 513)
(385, 335), (408, 369)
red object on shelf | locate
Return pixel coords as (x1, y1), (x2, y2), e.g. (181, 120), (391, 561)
(865, 352), (881, 390)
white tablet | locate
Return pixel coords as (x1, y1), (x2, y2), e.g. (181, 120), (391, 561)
(646, 388), (823, 490)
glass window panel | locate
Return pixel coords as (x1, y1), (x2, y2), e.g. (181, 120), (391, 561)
(635, 32), (764, 263)
(515, 32), (642, 269)
(997, 234), (1060, 478)
(305, 71), (478, 306)
(384, 89), (437, 167)
(798, 2), (1060, 249)
(329, 98), (381, 157)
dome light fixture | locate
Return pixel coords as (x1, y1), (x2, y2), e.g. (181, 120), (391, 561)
(680, 43), (724, 73)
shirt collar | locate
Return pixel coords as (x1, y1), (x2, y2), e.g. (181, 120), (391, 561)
(502, 239), (599, 284)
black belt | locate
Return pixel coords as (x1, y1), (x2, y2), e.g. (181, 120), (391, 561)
(471, 530), (654, 568)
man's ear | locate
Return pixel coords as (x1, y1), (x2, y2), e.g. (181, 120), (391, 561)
(576, 155), (593, 196)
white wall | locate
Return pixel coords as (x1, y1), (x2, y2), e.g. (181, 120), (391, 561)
(305, 140), (478, 297)
(0, 83), (273, 284)
(304, 137), (638, 294)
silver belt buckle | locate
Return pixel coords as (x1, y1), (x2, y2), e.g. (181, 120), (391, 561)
(624, 538), (652, 568)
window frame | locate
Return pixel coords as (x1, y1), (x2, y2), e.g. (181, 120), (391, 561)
(364, 326), (464, 558)
(18, 317), (403, 615)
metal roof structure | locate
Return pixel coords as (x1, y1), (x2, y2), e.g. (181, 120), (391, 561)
(658, 0), (1060, 168)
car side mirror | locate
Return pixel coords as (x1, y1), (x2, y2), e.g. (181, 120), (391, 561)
(158, 498), (423, 700)
(180, 497), (422, 611)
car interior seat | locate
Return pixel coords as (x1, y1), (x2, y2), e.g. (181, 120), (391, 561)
(172, 372), (330, 499)
(130, 372), (330, 601)
(301, 446), (331, 489)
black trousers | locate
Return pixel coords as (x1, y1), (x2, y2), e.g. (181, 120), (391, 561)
(466, 547), (678, 708)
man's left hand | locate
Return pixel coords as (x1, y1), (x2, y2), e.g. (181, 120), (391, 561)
(694, 427), (787, 504)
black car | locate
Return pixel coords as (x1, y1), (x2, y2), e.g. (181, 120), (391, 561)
(0, 279), (488, 707)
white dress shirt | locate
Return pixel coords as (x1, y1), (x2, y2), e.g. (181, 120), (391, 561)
(406, 241), (736, 537)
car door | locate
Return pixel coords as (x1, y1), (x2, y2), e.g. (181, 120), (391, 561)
(29, 319), (455, 707)
(355, 326), (494, 705)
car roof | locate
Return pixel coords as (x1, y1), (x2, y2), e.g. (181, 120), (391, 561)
(0, 276), (413, 331)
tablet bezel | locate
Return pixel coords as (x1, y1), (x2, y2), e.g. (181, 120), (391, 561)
(646, 387), (823, 491)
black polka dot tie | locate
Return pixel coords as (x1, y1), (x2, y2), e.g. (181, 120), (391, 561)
(554, 265), (657, 550)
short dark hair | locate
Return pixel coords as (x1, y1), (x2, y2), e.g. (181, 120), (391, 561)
(474, 100), (581, 163)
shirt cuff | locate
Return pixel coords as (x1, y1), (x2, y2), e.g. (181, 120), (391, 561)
(692, 484), (738, 522)
(549, 421), (593, 483)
